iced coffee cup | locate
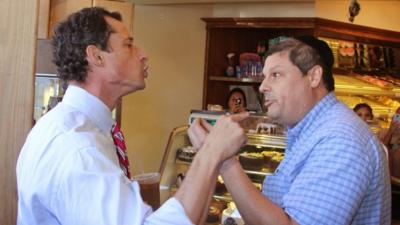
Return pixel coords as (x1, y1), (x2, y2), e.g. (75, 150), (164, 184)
(132, 172), (161, 210)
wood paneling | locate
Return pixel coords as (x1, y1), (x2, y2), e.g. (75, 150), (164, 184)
(38, 0), (51, 39)
(49, 0), (92, 37)
(48, 0), (134, 36)
(0, 0), (38, 224)
(93, 0), (134, 33)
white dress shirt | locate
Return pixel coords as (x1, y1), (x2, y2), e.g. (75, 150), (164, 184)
(17, 85), (193, 225)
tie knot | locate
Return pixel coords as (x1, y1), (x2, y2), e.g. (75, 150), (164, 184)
(111, 123), (120, 134)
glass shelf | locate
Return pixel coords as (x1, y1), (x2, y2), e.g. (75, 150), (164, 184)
(176, 159), (273, 177)
(209, 76), (263, 83)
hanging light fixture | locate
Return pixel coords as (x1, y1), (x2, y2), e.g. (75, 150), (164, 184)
(348, 0), (361, 22)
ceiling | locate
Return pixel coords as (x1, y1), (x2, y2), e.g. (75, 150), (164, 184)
(127, 0), (314, 5)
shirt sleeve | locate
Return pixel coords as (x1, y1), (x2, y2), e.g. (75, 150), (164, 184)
(282, 135), (372, 225)
(52, 147), (193, 225)
(145, 198), (194, 225)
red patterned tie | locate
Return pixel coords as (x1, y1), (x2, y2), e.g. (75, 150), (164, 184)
(111, 123), (131, 179)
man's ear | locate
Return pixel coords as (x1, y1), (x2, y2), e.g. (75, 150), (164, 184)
(86, 45), (103, 66)
(308, 65), (323, 88)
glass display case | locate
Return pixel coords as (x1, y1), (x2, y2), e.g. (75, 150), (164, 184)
(34, 73), (63, 122)
(159, 112), (286, 224)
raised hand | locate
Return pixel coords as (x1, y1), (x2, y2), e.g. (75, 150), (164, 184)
(201, 112), (249, 162)
(188, 118), (213, 150)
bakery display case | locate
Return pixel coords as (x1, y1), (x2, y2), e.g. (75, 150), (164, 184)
(159, 112), (286, 224)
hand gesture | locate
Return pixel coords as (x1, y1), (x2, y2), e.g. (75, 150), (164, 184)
(201, 112), (249, 162)
(188, 118), (213, 150)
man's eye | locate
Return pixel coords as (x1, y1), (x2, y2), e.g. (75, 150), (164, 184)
(272, 72), (280, 78)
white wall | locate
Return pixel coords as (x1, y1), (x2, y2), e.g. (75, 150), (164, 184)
(212, 2), (314, 17)
(316, 0), (400, 32)
(122, 4), (212, 174)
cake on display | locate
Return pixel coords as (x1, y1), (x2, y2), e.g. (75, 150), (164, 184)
(221, 202), (244, 225)
(262, 151), (284, 170)
(176, 146), (197, 162)
(238, 152), (264, 170)
(215, 175), (227, 195)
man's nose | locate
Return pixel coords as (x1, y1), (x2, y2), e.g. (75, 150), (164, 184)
(259, 77), (270, 93)
(137, 46), (149, 62)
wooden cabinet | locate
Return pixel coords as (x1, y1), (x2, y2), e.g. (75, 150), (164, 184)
(201, 18), (400, 115)
(49, 0), (92, 37)
(38, 0), (51, 39)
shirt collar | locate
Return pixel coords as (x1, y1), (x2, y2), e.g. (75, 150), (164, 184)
(286, 92), (337, 151)
(62, 85), (114, 134)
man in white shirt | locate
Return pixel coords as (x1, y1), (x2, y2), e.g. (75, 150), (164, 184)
(16, 7), (248, 225)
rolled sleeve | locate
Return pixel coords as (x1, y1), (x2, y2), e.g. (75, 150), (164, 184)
(145, 198), (193, 225)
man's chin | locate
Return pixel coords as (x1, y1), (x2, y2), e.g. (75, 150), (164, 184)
(122, 83), (146, 96)
(266, 111), (279, 121)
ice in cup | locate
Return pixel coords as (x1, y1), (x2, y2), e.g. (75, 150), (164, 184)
(132, 172), (161, 210)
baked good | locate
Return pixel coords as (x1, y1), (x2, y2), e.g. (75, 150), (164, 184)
(207, 200), (225, 223)
(262, 151), (283, 168)
(256, 123), (278, 134)
(215, 175), (227, 194)
(221, 202), (244, 225)
(238, 152), (264, 170)
(261, 151), (276, 166)
(176, 146), (197, 162)
(270, 154), (284, 171)
(206, 205), (221, 223)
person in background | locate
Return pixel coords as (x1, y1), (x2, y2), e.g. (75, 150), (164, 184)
(381, 107), (400, 178)
(381, 107), (400, 150)
(226, 87), (247, 114)
(353, 103), (400, 179)
(16, 7), (248, 225)
(353, 102), (373, 122)
(189, 36), (391, 224)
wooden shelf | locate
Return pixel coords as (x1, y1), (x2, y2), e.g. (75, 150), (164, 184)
(176, 159), (274, 176)
(334, 75), (400, 98)
(243, 169), (271, 176)
(246, 133), (286, 149)
(213, 194), (232, 202)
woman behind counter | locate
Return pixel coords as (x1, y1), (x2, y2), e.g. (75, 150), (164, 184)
(353, 103), (400, 178)
(226, 88), (247, 114)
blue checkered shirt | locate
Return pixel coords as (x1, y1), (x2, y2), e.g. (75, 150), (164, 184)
(262, 92), (391, 225)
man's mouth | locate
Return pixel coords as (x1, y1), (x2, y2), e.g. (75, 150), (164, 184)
(143, 65), (149, 78)
(264, 99), (273, 108)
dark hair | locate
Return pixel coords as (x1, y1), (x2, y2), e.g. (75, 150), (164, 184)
(266, 36), (335, 91)
(52, 7), (122, 82)
(226, 87), (247, 109)
(353, 103), (374, 119)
